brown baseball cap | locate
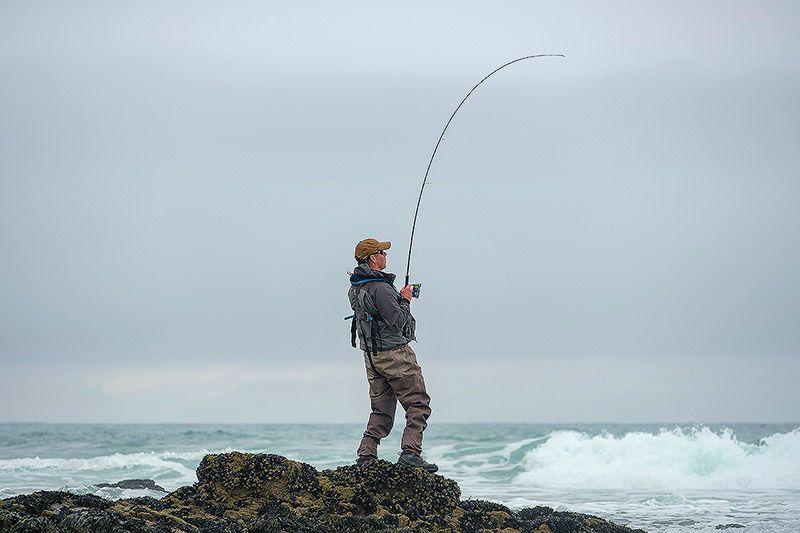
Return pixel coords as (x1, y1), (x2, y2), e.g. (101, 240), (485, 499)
(355, 238), (391, 261)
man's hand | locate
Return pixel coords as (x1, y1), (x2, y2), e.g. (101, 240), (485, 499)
(400, 285), (413, 302)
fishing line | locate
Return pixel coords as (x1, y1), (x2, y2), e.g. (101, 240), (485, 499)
(404, 54), (565, 287)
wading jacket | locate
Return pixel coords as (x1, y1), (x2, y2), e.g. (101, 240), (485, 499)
(348, 264), (416, 353)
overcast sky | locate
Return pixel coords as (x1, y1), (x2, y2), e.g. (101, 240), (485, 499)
(1, 1), (798, 423)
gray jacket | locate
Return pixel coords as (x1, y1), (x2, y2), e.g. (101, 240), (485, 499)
(348, 264), (416, 352)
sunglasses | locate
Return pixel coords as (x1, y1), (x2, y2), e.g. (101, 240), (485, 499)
(373, 250), (387, 256)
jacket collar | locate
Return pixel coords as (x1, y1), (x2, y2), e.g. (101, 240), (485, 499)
(350, 263), (396, 285)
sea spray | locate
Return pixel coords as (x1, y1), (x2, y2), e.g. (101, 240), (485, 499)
(512, 426), (800, 490)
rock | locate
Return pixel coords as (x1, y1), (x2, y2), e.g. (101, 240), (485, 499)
(0, 452), (647, 532)
(96, 479), (167, 492)
(715, 525), (745, 530)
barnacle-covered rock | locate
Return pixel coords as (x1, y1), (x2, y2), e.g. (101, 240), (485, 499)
(95, 479), (167, 492)
(0, 452), (646, 532)
(459, 499), (520, 532)
(0, 490), (147, 532)
(322, 459), (460, 518)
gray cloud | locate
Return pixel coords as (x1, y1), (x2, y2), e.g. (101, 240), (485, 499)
(1, 0), (798, 422)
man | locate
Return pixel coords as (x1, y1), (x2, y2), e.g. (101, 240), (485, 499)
(348, 238), (437, 473)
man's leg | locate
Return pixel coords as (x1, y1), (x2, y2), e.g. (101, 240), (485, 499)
(386, 346), (431, 455)
(357, 352), (398, 458)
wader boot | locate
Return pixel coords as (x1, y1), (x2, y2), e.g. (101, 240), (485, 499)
(397, 451), (438, 473)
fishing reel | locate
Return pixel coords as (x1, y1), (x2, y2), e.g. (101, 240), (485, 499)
(411, 283), (422, 298)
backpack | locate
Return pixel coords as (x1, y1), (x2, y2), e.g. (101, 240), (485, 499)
(345, 278), (387, 357)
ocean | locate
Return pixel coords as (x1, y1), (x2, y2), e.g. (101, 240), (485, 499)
(0, 423), (798, 532)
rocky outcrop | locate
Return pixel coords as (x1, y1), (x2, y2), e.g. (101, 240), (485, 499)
(95, 479), (167, 492)
(0, 451), (645, 532)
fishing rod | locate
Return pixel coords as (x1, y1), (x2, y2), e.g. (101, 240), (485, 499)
(404, 54), (565, 289)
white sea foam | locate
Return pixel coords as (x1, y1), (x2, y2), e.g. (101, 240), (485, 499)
(0, 448), (246, 495)
(426, 436), (548, 472)
(0, 448), (235, 473)
(513, 426), (800, 490)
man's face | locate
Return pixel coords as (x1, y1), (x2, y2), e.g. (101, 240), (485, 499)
(369, 250), (387, 271)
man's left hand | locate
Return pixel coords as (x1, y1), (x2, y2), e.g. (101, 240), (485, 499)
(400, 285), (413, 302)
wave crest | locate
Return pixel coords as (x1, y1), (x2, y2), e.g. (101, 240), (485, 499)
(513, 426), (800, 490)
(0, 448), (234, 473)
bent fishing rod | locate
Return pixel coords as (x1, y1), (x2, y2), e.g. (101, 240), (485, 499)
(404, 54), (565, 289)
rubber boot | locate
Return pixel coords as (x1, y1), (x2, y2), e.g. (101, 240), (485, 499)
(397, 451), (438, 473)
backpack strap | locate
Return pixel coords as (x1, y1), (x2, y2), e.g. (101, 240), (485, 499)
(370, 315), (379, 357)
(350, 315), (357, 348)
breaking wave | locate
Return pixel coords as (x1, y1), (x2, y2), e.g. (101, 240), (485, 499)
(512, 426), (800, 490)
(0, 448), (239, 495)
(0, 448), (231, 473)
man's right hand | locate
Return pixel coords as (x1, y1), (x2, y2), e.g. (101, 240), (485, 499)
(400, 285), (413, 302)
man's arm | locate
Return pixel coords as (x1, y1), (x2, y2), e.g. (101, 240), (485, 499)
(373, 283), (413, 332)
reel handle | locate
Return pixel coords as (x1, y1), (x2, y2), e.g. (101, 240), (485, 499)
(411, 283), (422, 299)
(403, 276), (422, 299)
